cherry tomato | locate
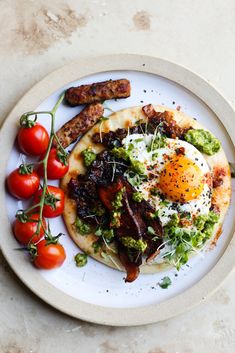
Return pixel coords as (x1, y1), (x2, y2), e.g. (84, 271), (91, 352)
(38, 148), (69, 180)
(13, 213), (47, 245)
(18, 123), (49, 156)
(32, 239), (66, 269)
(33, 185), (65, 218)
(7, 165), (40, 200)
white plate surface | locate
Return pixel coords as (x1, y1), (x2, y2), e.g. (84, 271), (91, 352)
(6, 69), (235, 309)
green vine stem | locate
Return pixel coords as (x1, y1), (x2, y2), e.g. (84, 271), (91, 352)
(36, 93), (65, 235)
(18, 93), (65, 239)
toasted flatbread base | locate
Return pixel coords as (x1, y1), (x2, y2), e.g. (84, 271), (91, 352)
(61, 105), (231, 274)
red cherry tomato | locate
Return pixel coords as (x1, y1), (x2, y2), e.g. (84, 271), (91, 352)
(18, 123), (49, 156)
(7, 165), (40, 200)
(13, 213), (47, 245)
(38, 148), (69, 180)
(32, 239), (66, 269)
(33, 185), (64, 218)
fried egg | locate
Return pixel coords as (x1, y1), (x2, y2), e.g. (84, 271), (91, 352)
(123, 133), (212, 226)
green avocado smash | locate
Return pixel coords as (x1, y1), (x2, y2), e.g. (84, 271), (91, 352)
(132, 192), (144, 202)
(74, 253), (87, 267)
(120, 236), (147, 252)
(111, 147), (146, 175)
(75, 217), (92, 235)
(184, 129), (221, 155)
(158, 276), (172, 289)
(110, 187), (126, 228)
(95, 227), (115, 242)
(81, 147), (96, 167)
(112, 187), (125, 209)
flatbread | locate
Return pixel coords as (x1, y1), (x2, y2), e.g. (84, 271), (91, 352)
(61, 105), (231, 273)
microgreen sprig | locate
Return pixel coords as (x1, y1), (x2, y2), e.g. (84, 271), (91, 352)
(99, 116), (109, 143)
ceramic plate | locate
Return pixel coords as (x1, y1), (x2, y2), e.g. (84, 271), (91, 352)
(1, 55), (235, 326)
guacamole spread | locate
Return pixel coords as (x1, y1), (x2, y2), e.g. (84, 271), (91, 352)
(81, 147), (96, 167)
(120, 237), (147, 252)
(184, 129), (221, 155)
(75, 217), (92, 235)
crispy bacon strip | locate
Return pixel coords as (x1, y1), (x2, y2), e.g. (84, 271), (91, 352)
(98, 179), (123, 210)
(53, 103), (104, 148)
(98, 177), (163, 282)
(65, 79), (131, 106)
(142, 104), (158, 119)
(98, 179), (144, 242)
(118, 246), (140, 283)
(142, 104), (190, 139)
(98, 178), (143, 282)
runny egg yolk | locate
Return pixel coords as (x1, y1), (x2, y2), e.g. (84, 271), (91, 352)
(159, 155), (204, 203)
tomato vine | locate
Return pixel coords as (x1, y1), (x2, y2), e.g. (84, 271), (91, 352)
(16, 93), (66, 244)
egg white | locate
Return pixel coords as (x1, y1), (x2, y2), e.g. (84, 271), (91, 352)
(123, 133), (212, 226)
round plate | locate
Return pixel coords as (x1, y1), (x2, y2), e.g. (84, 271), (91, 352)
(1, 55), (235, 326)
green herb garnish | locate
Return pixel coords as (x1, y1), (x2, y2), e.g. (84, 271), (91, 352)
(112, 147), (130, 161)
(150, 187), (160, 196)
(74, 253), (87, 267)
(158, 276), (172, 289)
(159, 200), (170, 207)
(130, 159), (145, 175)
(147, 226), (156, 235)
(125, 171), (146, 188)
(81, 147), (96, 167)
(112, 147), (146, 175)
(120, 237), (147, 252)
(162, 211), (219, 270)
(150, 132), (167, 151)
(111, 187), (125, 210)
(92, 240), (101, 253)
(132, 192), (144, 202)
(75, 217), (92, 235)
(110, 211), (122, 228)
(95, 227), (115, 241)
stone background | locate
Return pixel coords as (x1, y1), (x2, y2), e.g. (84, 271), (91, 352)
(0, 1), (235, 352)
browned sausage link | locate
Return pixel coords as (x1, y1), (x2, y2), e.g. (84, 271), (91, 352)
(65, 79), (131, 106)
(53, 103), (104, 148)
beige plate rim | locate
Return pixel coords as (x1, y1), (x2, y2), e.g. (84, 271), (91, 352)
(0, 54), (235, 326)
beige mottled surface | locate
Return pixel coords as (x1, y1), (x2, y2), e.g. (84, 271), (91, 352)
(1, 0), (235, 352)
